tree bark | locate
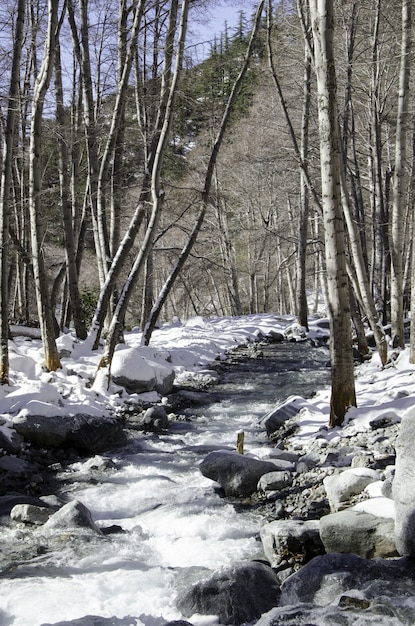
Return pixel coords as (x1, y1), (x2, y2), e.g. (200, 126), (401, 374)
(28, 0), (61, 371)
(310, 0), (356, 426)
(0, 0), (26, 383)
(390, 0), (412, 349)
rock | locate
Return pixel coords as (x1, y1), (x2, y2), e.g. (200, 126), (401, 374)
(319, 509), (398, 558)
(257, 471), (293, 494)
(39, 617), (138, 625)
(199, 450), (278, 497)
(43, 500), (102, 533)
(176, 561), (280, 626)
(13, 414), (125, 454)
(10, 503), (52, 525)
(259, 397), (306, 436)
(260, 520), (324, 568)
(0, 494), (52, 516)
(111, 347), (175, 395)
(142, 405), (170, 431)
(393, 407), (415, 556)
(323, 467), (380, 511)
(253, 603), (406, 625)
(0, 455), (34, 474)
(0, 426), (23, 454)
(277, 552), (415, 624)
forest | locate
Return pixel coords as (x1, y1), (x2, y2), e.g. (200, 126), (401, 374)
(0, 0), (413, 425)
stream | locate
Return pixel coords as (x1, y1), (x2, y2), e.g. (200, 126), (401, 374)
(0, 340), (331, 626)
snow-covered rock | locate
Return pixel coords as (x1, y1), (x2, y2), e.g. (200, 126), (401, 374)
(323, 467), (380, 512)
(111, 346), (175, 395)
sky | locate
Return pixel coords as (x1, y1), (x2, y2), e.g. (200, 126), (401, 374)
(188, 0), (260, 61)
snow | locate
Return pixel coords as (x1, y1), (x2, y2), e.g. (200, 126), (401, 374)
(0, 312), (413, 625)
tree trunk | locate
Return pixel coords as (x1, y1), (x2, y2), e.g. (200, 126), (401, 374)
(310, 0), (356, 427)
(0, 0), (26, 383)
(28, 0), (61, 371)
(390, 0), (412, 349)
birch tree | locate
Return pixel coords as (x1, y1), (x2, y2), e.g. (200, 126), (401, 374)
(0, 0), (26, 383)
(391, 0), (412, 349)
(310, 0), (356, 426)
(29, 0), (61, 371)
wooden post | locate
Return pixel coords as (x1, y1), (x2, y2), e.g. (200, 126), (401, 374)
(236, 431), (244, 454)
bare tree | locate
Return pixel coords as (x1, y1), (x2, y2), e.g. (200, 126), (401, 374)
(310, 0), (356, 426)
(0, 0), (26, 383)
(28, 0), (61, 371)
(391, 0), (412, 349)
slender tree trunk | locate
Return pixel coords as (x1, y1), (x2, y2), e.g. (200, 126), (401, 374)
(29, 0), (61, 371)
(310, 0), (356, 426)
(0, 0), (25, 383)
(390, 0), (412, 349)
(54, 41), (87, 340)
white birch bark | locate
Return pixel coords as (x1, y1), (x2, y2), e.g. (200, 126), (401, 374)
(391, 0), (412, 349)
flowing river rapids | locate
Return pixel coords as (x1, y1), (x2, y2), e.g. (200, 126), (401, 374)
(0, 340), (331, 626)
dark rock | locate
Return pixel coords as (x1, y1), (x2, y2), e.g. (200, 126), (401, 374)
(0, 427), (23, 454)
(40, 617), (138, 626)
(259, 397), (305, 436)
(0, 494), (52, 516)
(142, 405), (169, 431)
(199, 450), (278, 497)
(176, 561), (280, 626)
(13, 414), (125, 454)
(280, 553), (415, 607)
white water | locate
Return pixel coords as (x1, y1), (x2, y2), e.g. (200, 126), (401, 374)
(0, 343), (329, 626)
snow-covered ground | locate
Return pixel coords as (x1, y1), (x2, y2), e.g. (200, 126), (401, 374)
(0, 312), (414, 625)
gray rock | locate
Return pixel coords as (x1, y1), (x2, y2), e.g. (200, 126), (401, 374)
(319, 509), (398, 558)
(13, 413), (125, 454)
(393, 407), (415, 556)
(10, 503), (52, 525)
(199, 450), (278, 497)
(142, 405), (170, 431)
(0, 455), (34, 474)
(40, 617), (138, 626)
(259, 397), (305, 436)
(253, 603), (406, 626)
(0, 426), (23, 454)
(323, 467), (379, 511)
(257, 471), (293, 493)
(0, 494), (50, 516)
(279, 553), (415, 621)
(176, 561), (280, 626)
(260, 520), (323, 568)
(43, 500), (102, 533)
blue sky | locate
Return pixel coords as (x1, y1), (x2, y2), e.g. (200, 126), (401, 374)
(188, 1), (259, 61)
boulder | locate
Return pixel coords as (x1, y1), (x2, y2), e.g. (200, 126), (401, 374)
(319, 509), (398, 558)
(259, 396), (306, 436)
(13, 413), (125, 454)
(141, 405), (170, 431)
(323, 467), (380, 512)
(40, 617), (139, 626)
(10, 503), (52, 525)
(43, 500), (102, 533)
(260, 520), (324, 568)
(393, 407), (415, 556)
(199, 450), (278, 497)
(176, 561), (280, 626)
(257, 471), (293, 494)
(111, 347), (175, 395)
(278, 552), (415, 624)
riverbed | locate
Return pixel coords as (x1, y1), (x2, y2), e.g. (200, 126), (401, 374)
(0, 340), (330, 626)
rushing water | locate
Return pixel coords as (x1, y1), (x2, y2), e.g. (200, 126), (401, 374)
(0, 341), (330, 626)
